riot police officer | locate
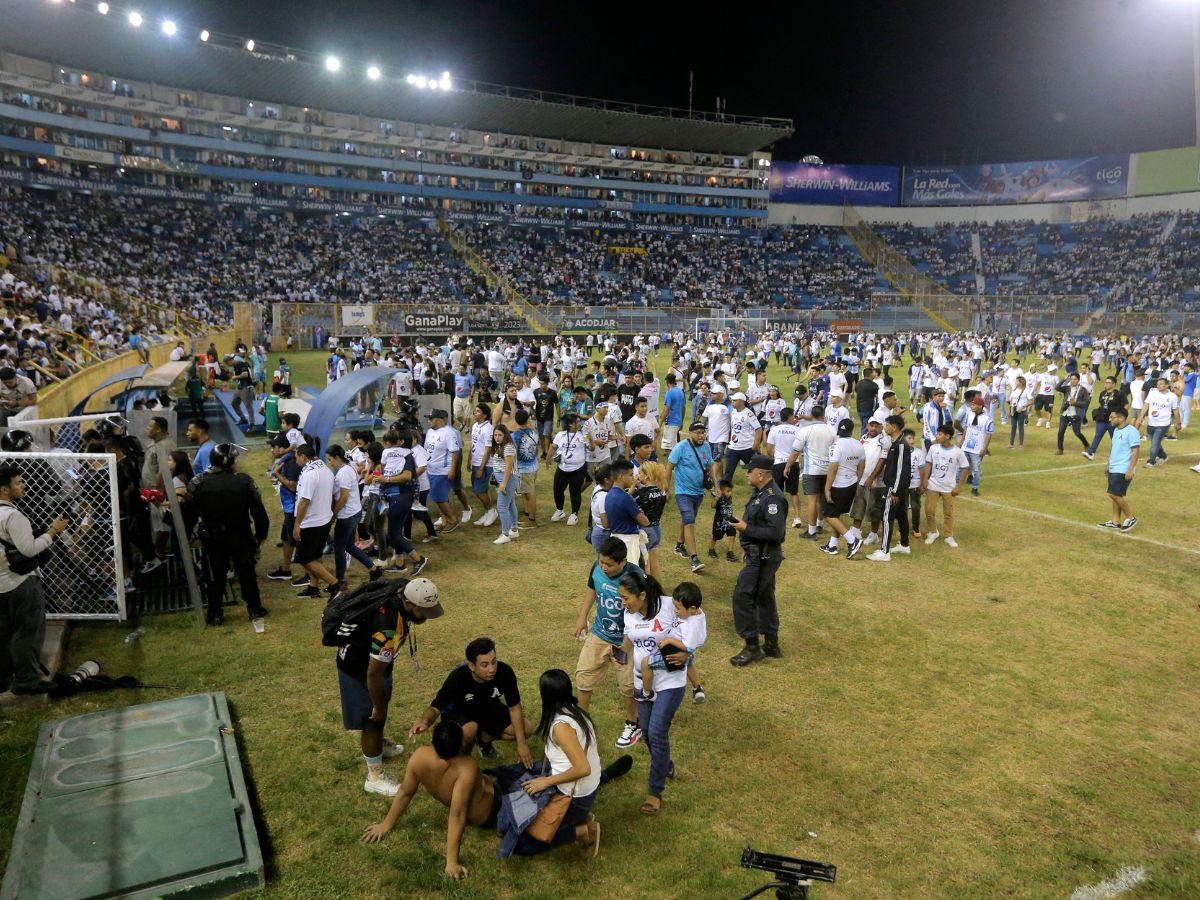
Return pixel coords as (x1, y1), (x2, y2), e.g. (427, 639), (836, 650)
(729, 453), (788, 667)
(187, 443), (270, 628)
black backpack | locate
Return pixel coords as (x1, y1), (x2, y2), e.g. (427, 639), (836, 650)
(320, 577), (409, 647)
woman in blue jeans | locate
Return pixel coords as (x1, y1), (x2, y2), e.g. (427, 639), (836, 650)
(376, 433), (427, 574)
(513, 669), (601, 857)
(326, 445), (383, 587)
(619, 569), (688, 815)
(490, 423), (519, 544)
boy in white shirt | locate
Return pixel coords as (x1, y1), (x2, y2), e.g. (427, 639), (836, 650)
(640, 581), (708, 705)
(922, 423), (969, 548)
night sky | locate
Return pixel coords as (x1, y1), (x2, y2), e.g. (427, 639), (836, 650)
(177, 0), (1197, 164)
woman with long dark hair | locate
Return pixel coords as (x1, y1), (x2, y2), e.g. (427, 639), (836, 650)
(377, 430), (428, 575)
(515, 669), (601, 857)
(550, 413), (588, 525)
(491, 423), (519, 544)
(619, 569), (688, 815)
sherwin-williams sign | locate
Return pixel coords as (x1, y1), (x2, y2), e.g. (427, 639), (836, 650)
(769, 162), (899, 206)
(1133, 146), (1200, 196)
(902, 156), (1129, 205)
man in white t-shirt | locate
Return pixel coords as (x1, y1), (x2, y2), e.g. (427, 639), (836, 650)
(956, 393), (994, 497)
(292, 444), (341, 598)
(469, 406), (497, 526)
(824, 394), (851, 432)
(765, 408), (803, 527)
(423, 411), (464, 531)
(922, 423), (968, 548)
(820, 418), (866, 558)
(1033, 366), (1059, 429)
(702, 386), (732, 458)
(1136, 376), (1180, 467)
(788, 403), (836, 539)
(623, 397), (659, 458)
(722, 392), (762, 481)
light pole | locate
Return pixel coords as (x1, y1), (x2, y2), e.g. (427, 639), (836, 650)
(1193, 2), (1200, 144)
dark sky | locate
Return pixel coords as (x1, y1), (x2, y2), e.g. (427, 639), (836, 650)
(180, 0), (1196, 164)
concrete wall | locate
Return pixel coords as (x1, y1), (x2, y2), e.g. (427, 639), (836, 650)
(36, 332), (236, 420)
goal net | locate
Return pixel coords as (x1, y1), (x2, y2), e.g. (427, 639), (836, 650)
(0, 451), (126, 620)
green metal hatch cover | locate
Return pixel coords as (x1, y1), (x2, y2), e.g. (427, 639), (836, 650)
(2, 692), (264, 899)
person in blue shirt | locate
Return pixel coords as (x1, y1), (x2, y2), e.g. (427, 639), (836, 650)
(1182, 363), (1196, 431)
(661, 374), (685, 452)
(1102, 406), (1140, 532)
(265, 434), (302, 581)
(605, 461), (649, 567)
(187, 418), (215, 474)
(512, 409), (541, 527)
(452, 363), (476, 430)
(664, 422), (717, 575)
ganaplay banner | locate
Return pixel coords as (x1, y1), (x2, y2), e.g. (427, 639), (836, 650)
(901, 156), (1130, 206)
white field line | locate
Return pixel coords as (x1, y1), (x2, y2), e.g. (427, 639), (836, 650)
(1070, 865), (1147, 900)
(990, 451), (1200, 479)
(968, 497), (1200, 559)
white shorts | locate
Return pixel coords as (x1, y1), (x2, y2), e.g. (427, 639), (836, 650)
(660, 424), (680, 450)
(453, 397), (472, 420)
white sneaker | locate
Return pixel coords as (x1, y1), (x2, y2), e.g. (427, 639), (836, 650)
(483, 508), (498, 526)
(412, 502), (428, 513)
(550, 510), (566, 522)
(381, 740), (404, 759)
(944, 536), (959, 548)
(460, 510), (472, 524)
(473, 514), (489, 526)
(433, 517), (446, 528)
(924, 531), (940, 545)
(493, 533), (512, 545)
(615, 721), (642, 749)
(867, 549), (891, 562)
(892, 545), (912, 555)
(508, 529), (520, 539)
(1191, 463), (1200, 473)
(791, 517), (802, 528)
(863, 532), (879, 547)
(364, 772), (399, 796)
(566, 513), (578, 526)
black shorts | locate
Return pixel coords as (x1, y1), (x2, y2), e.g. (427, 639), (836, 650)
(824, 484), (856, 518)
(459, 705), (513, 741)
(295, 520), (333, 565)
(802, 473), (826, 497)
(712, 520), (733, 542)
(1107, 471), (1131, 497)
(773, 462), (799, 495)
(281, 511), (295, 545)
(1034, 395), (1053, 412)
(338, 669), (392, 733)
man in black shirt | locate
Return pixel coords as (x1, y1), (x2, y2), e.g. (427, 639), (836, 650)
(533, 374), (557, 461)
(616, 371), (643, 424)
(854, 368), (880, 435)
(408, 637), (532, 767)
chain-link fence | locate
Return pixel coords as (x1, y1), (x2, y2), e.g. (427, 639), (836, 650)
(0, 451), (125, 620)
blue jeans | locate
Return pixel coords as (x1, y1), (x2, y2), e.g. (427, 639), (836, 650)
(496, 475), (518, 532)
(512, 790), (596, 855)
(722, 447), (754, 482)
(965, 452), (983, 490)
(1009, 411), (1026, 446)
(1088, 419), (1112, 455)
(637, 685), (685, 797)
(333, 511), (374, 581)
(1147, 424), (1169, 463)
(590, 526), (611, 553)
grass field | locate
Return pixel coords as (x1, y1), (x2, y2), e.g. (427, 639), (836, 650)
(2, 348), (1199, 899)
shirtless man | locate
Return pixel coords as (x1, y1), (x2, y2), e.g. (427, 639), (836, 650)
(361, 719), (497, 881)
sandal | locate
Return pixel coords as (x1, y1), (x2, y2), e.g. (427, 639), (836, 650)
(640, 796), (662, 815)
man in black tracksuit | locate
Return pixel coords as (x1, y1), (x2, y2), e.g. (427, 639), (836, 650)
(729, 454), (788, 667)
(878, 415), (911, 558)
(188, 444), (270, 625)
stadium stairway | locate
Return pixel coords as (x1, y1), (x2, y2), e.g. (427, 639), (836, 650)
(436, 220), (556, 335)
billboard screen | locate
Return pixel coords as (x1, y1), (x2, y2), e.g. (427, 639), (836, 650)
(769, 162), (900, 206)
(902, 156), (1129, 206)
(1133, 147), (1200, 196)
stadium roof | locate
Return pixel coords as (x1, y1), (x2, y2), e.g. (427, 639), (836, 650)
(1, 4), (793, 156)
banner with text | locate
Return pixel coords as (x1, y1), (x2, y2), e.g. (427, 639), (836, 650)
(769, 162), (900, 206)
(1133, 146), (1200, 196)
(902, 156), (1130, 206)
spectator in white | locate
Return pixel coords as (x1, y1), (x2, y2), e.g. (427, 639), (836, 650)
(468, 405), (497, 527)
(327, 445), (386, 591)
(765, 407), (803, 527)
(624, 397), (659, 459)
(1033, 364), (1059, 429)
(0, 366), (36, 426)
(422, 410), (464, 531)
(787, 403), (835, 541)
(824, 393), (851, 433)
(0, 463), (70, 695)
(550, 413), (588, 526)
(820, 418), (866, 558)
(722, 392), (762, 482)
(957, 393), (994, 496)
(1136, 376), (1180, 468)
(292, 444), (342, 600)
(169, 341), (187, 362)
(701, 385), (731, 458)
(583, 403), (615, 478)
(922, 423), (969, 548)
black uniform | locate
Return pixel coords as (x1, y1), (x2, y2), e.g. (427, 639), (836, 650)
(731, 479), (788, 643)
(879, 436), (911, 553)
(188, 466), (270, 623)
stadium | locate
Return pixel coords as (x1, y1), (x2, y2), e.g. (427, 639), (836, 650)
(0, 1), (1198, 898)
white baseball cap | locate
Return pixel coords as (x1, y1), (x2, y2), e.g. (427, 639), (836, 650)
(730, 392), (747, 401)
(403, 578), (443, 619)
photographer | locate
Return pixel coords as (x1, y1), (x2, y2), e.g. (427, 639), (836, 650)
(0, 463), (69, 695)
(187, 444), (270, 628)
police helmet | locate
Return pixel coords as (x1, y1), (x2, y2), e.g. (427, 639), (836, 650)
(0, 430), (33, 452)
(209, 443), (240, 469)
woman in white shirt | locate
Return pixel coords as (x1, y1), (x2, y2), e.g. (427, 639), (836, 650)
(588, 464), (613, 554)
(490, 424), (519, 545)
(620, 569), (688, 815)
(327, 445), (384, 587)
(514, 669), (602, 857)
(550, 413), (588, 526)
(1008, 376), (1034, 449)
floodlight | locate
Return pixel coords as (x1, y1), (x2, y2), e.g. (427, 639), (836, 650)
(128, 11), (143, 26)
(245, 39), (255, 51)
(414, 75), (427, 88)
(97, 2), (109, 13)
(367, 65), (381, 81)
(199, 29), (209, 41)
(325, 55), (341, 72)
(405, 74), (417, 85)
(439, 72), (452, 90)
(161, 20), (176, 36)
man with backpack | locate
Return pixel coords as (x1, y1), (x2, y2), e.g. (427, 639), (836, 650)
(325, 576), (445, 797)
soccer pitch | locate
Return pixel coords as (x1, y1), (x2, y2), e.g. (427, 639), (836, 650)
(1, 348), (1197, 899)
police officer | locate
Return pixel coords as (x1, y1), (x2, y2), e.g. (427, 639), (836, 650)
(187, 443), (270, 628)
(729, 453), (787, 667)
